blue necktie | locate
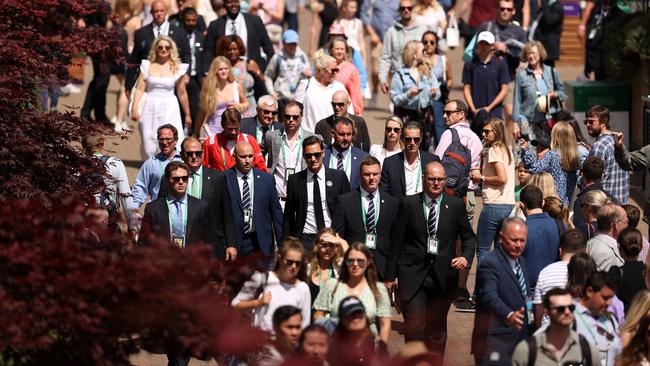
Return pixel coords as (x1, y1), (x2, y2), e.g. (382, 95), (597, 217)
(242, 175), (251, 233)
(515, 260), (527, 298)
(427, 200), (437, 237)
(366, 193), (376, 232)
(172, 200), (184, 237)
(337, 152), (344, 171)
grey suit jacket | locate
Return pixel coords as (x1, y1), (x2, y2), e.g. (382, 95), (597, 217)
(587, 233), (625, 271)
(265, 128), (322, 174)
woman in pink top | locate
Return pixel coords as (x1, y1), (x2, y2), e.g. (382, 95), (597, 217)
(328, 37), (363, 116)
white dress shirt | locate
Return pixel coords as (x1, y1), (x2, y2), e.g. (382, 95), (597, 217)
(329, 146), (352, 181)
(274, 129), (303, 198)
(152, 21), (170, 37)
(237, 168), (255, 232)
(304, 167), (331, 234)
(225, 13), (248, 48)
(404, 152), (423, 195)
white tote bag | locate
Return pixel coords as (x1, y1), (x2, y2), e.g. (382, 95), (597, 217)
(446, 15), (460, 48)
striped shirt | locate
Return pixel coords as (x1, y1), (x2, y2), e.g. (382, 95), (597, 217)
(590, 133), (629, 204)
(533, 260), (568, 304)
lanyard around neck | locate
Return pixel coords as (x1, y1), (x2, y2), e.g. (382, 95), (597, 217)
(329, 148), (352, 176)
(166, 198), (188, 237)
(360, 193), (379, 231)
(281, 129), (303, 168)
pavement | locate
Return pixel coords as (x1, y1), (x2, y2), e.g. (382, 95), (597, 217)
(55, 15), (646, 366)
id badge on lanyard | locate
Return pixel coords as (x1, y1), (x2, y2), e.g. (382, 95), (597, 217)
(285, 168), (295, 177)
(243, 208), (252, 224)
(365, 232), (376, 249)
(172, 235), (185, 249)
(427, 236), (439, 255)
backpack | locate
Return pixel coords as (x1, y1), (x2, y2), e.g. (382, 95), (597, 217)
(526, 333), (592, 365)
(273, 53), (307, 82)
(441, 128), (472, 198)
(95, 155), (119, 214)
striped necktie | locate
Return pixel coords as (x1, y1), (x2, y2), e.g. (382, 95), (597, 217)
(427, 200), (437, 237)
(337, 152), (344, 171)
(366, 193), (375, 232)
(515, 260), (527, 298)
(242, 175), (251, 232)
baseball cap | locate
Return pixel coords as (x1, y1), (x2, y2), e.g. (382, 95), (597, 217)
(477, 31), (496, 45)
(338, 296), (366, 319)
(328, 23), (347, 39)
(282, 29), (299, 44)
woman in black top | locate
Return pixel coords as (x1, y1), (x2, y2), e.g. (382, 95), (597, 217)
(618, 227), (647, 314)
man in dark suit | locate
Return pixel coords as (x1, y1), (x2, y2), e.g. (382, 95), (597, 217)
(323, 116), (368, 190)
(283, 135), (351, 252)
(125, 0), (191, 91)
(315, 90), (371, 152)
(80, 0), (110, 124)
(224, 142), (283, 258)
(179, 7), (205, 132)
(202, 0), (274, 97)
(240, 95), (283, 159)
(159, 137), (236, 260)
(385, 161), (476, 361)
(380, 122), (440, 198)
(332, 156), (399, 280)
(471, 217), (531, 365)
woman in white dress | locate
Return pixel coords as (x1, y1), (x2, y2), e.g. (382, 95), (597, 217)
(369, 115), (404, 166)
(131, 36), (190, 157)
(413, 0), (447, 37)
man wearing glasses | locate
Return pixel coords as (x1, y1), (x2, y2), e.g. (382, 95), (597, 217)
(380, 121), (439, 198)
(378, 0), (424, 95)
(132, 124), (183, 208)
(158, 137), (236, 260)
(266, 102), (321, 206)
(386, 161), (476, 361)
(315, 90), (371, 152)
(283, 135), (351, 252)
(240, 95), (283, 159)
(511, 288), (601, 365)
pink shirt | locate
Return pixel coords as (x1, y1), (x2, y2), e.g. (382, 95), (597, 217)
(434, 121), (483, 190)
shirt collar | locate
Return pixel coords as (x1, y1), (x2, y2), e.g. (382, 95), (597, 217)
(167, 193), (188, 204)
(309, 166), (326, 181)
(333, 145), (351, 157)
(236, 167), (251, 180)
(256, 120), (272, 131)
(360, 187), (377, 199)
(192, 166), (202, 176)
(156, 151), (181, 161)
(424, 192), (442, 206)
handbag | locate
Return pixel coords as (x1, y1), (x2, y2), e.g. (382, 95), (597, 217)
(446, 15), (460, 48)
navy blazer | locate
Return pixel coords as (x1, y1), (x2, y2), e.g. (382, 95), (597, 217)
(324, 146), (368, 190)
(224, 167), (283, 256)
(471, 248), (531, 362)
(283, 167), (351, 238)
(379, 152), (439, 198)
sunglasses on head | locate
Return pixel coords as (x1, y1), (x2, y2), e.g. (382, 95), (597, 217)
(386, 127), (401, 133)
(171, 175), (189, 183)
(184, 150), (203, 158)
(303, 152), (323, 159)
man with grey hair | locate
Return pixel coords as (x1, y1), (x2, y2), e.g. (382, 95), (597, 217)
(587, 203), (627, 271)
(241, 95), (283, 159)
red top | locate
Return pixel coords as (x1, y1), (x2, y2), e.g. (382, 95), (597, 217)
(469, 0), (498, 28)
(203, 132), (268, 172)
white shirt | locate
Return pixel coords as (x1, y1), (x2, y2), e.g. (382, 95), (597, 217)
(329, 146), (352, 181)
(404, 152), (423, 195)
(423, 192), (442, 235)
(224, 13), (248, 48)
(304, 167), (331, 234)
(237, 168), (255, 232)
(533, 260), (569, 304)
(152, 20), (170, 37)
(226, 139), (237, 154)
(369, 144), (402, 167)
(274, 129), (303, 198)
(294, 77), (353, 133)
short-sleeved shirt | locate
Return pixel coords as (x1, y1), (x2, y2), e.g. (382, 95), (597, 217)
(533, 261), (569, 304)
(313, 278), (391, 335)
(481, 145), (516, 204)
(462, 56), (510, 119)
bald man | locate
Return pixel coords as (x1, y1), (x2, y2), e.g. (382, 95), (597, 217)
(224, 142), (283, 258)
(386, 161), (476, 361)
(315, 90), (371, 152)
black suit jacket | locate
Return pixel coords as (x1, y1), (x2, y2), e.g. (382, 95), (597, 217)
(125, 23), (192, 90)
(315, 114), (371, 152)
(138, 194), (215, 247)
(186, 28), (206, 77)
(386, 193), (476, 301)
(332, 189), (399, 279)
(379, 152), (440, 198)
(283, 168), (351, 237)
(159, 167), (235, 258)
(203, 13), (274, 74)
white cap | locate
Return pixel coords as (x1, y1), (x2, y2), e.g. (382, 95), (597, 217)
(477, 31), (496, 45)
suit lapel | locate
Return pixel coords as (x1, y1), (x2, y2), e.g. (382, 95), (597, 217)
(228, 170), (243, 209)
(497, 248), (520, 289)
(186, 197), (195, 238)
(399, 153), (407, 196)
(201, 170), (210, 201)
(299, 171), (309, 214)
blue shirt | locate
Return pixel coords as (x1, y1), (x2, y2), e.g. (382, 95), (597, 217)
(132, 152), (182, 207)
(522, 212), (560, 289)
(360, 0), (400, 40)
(461, 56), (510, 118)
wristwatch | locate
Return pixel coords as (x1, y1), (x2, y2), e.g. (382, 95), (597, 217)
(480, 175), (485, 183)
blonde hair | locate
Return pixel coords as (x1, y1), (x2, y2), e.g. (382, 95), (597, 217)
(551, 121), (579, 172)
(621, 290), (650, 335)
(486, 118), (512, 165)
(147, 36), (181, 73)
(415, 0), (443, 14)
(401, 40), (431, 78)
(521, 41), (548, 62)
(383, 115), (405, 149)
(313, 53), (336, 72)
(308, 228), (344, 278)
(528, 172), (558, 200)
(199, 56), (234, 117)
(543, 196), (573, 229)
(582, 190), (610, 217)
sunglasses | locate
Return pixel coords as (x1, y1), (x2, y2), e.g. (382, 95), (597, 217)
(550, 304), (576, 313)
(423, 40), (437, 45)
(426, 177), (446, 183)
(346, 258), (367, 266)
(171, 175), (189, 183)
(184, 150), (203, 157)
(399, 6), (413, 11)
(404, 137), (421, 143)
(385, 127), (401, 133)
(283, 258), (302, 267)
(331, 102), (347, 108)
(499, 6), (514, 11)
(158, 45), (171, 51)
(443, 110), (458, 116)
(303, 152), (323, 159)
(319, 241), (337, 249)
(259, 108), (278, 116)
(482, 129), (493, 134)
(284, 114), (300, 121)
(326, 68), (339, 74)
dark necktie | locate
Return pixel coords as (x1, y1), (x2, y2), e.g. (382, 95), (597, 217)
(313, 174), (325, 230)
(337, 152), (344, 171)
(230, 19), (237, 35)
(427, 200), (437, 237)
(242, 175), (251, 232)
(515, 260), (527, 298)
(366, 193), (375, 232)
(261, 126), (269, 155)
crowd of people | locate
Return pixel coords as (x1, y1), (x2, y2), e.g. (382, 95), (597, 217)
(71, 0), (650, 365)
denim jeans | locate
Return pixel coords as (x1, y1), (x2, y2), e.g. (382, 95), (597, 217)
(476, 203), (514, 263)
